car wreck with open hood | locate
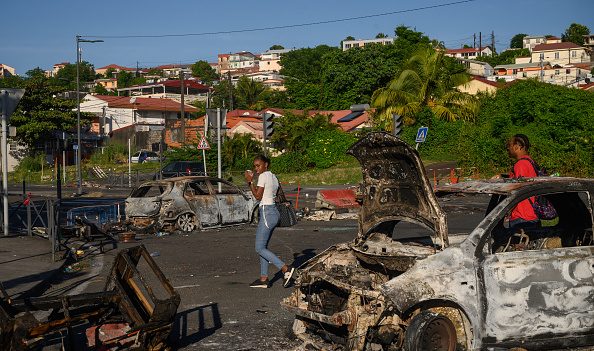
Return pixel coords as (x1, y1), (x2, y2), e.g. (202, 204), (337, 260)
(282, 132), (594, 350)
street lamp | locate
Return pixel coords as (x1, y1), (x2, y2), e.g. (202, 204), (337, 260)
(76, 35), (103, 195)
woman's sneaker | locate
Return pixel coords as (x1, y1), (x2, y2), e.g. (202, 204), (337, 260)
(249, 278), (269, 288)
(283, 267), (296, 287)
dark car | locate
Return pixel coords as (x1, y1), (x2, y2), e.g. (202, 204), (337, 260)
(155, 161), (205, 180)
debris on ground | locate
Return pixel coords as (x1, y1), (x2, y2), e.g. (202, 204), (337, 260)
(0, 245), (180, 351)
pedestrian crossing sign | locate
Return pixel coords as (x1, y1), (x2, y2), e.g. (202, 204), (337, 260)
(197, 135), (210, 150)
(415, 126), (428, 143)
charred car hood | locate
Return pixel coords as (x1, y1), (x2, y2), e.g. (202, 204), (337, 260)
(347, 132), (448, 246)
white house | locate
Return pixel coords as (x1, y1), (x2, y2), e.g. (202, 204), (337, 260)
(532, 42), (590, 66)
(342, 37), (394, 51)
(445, 46), (493, 59)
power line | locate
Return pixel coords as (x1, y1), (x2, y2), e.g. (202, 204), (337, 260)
(83, 0), (478, 39)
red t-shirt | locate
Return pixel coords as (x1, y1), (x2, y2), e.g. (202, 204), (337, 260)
(509, 157), (538, 222)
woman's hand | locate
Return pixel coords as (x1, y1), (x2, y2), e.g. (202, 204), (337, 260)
(244, 169), (254, 183)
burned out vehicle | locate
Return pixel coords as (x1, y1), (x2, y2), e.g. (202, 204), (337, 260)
(126, 176), (257, 233)
(283, 132), (594, 350)
(0, 246), (180, 350)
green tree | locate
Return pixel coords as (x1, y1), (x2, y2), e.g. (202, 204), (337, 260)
(235, 76), (266, 110)
(459, 80), (594, 176)
(222, 133), (262, 170)
(191, 60), (218, 85)
(562, 23), (590, 45)
(271, 112), (338, 153)
(117, 70), (145, 89)
(210, 80), (235, 109)
(94, 84), (110, 95)
(510, 33), (528, 49)
(0, 73), (90, 149)
(52, 61), (96, 90)
(375, 33), (388, 39)
(371, 47), (476, 128)
(269, 44), (285, 50)
(104, 67), (116, 78)
(475, 48), (531, 67)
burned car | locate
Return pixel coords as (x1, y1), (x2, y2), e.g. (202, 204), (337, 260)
(126, 176), (257, 233)
(283, 132), (594, 350)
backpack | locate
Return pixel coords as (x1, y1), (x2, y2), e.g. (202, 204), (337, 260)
(521, 158), (558, 220)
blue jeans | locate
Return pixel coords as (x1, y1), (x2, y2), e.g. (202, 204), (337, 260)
(255, 205), (283, 277)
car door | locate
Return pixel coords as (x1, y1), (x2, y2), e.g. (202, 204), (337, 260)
(479, 190), (594, 348)
(209, 179), (250, 224)
(184, 179), (220, 227)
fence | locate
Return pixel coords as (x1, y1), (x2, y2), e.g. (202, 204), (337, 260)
(66, 202), (124, 226)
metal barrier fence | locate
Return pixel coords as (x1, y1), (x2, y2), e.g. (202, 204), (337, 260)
(66, 202), (124, 226)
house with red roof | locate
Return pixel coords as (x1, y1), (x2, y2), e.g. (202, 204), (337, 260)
(95, 64), (136, 76)
(80, 94), (198, 151)
(445, 46), (492, 59)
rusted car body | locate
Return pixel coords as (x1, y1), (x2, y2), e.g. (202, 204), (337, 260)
(282, 132), (594, 350)
(126, 176), (257, 233)
(0, 245), (180, 350)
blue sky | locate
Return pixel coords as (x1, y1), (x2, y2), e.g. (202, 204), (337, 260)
(3, 0), (593, 75)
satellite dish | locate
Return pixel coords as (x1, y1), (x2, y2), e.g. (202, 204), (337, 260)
(129, 97), (137, 104)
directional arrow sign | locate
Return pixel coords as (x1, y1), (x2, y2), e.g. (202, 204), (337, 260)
(0, 89), (25, 118)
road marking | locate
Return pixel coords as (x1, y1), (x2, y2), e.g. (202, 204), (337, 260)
(174, 284), (201, 289)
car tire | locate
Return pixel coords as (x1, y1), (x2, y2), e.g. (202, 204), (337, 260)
(176, 213), (198, 233)
(404, 311), (457, 351)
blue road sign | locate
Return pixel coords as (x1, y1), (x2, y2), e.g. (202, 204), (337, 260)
(415, 127), (428, 143)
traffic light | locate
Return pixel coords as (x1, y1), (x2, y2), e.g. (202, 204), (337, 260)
(392, 114), (403, 138)
(263, 113), (274, 139)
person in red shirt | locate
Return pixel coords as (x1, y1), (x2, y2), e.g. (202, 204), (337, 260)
(494, 134), (540, 250)
(506, 134), (539, 226)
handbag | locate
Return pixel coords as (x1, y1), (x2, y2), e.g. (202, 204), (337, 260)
(275, 182), (298, 227)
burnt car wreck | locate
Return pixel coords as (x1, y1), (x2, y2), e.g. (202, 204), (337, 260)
(283, 132), (594, 350)
(0, 245), (180, 350)
(126, 176), (257, 234)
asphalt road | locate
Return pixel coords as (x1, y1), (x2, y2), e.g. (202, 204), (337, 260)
(108, 219), (359, 350)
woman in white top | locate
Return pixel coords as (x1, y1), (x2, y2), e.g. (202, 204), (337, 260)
(244, 155), (295, 288)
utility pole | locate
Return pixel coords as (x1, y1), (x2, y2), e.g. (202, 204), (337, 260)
(473, 33), (476, 48)
(491, 31), (495, 54)
(227, 71), (233, 111)
(540, 56), (544, 82)
(180, 70), (185, 144)
(479, 32), (482, 50)
(136, 61), (139, 78)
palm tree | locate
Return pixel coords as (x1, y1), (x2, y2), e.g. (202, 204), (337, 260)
(371, 47), (477, 129)
(235, 76), (267, 110)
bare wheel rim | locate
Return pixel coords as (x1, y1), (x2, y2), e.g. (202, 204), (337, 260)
(176, 213), (196, 232)
(420, 317), (456, 351)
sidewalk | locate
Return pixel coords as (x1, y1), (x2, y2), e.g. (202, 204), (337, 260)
(0, 235), (64, 299)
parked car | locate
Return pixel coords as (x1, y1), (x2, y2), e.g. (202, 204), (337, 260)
(155, 161), (205, 179)
(283, 132), (594, 351)
(125, 176), (257, 233)
(131, 150), (160, 163)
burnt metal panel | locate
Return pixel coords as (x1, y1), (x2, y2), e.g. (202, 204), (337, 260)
(347, 132), (448, 246)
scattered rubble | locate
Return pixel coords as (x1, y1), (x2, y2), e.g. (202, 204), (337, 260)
(0, 245), (180, 350)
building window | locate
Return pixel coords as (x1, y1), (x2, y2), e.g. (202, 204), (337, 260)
(513, 69), (518, 74)
(566, 69), (571, 74)
(539, 53), (544, 60)
(554, 52), (560, 59)
(572, 51), (577, 58)
(345, 44), (351, 49)
(9, 142), (18, 152)
(523, 72), (527, 77)
(555, 69), (560, 75)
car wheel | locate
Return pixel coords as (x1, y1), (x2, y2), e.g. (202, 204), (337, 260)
(404, 311), (457, 351)
(176, 213), (197, 233)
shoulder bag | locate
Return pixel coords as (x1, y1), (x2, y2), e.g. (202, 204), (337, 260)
(274, 180), (298, 227)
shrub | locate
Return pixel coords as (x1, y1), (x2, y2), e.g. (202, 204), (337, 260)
(271, 152), (308, 173)
(304, 129), (357, 169)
